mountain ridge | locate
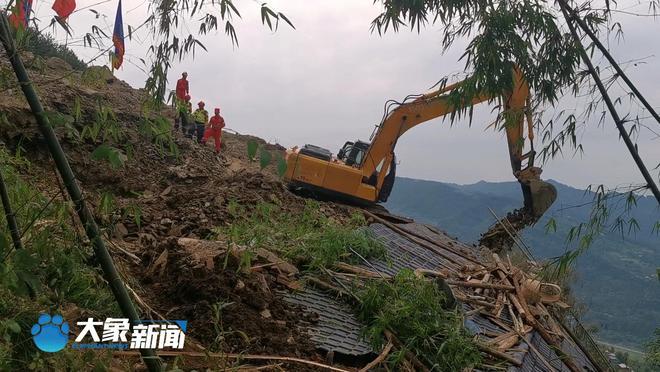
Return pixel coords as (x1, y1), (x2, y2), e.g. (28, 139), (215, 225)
(386, 176), (660, 348)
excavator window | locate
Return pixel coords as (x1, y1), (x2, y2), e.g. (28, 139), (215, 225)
(340, 140), (370, 167)
(337, 141), (353, 163)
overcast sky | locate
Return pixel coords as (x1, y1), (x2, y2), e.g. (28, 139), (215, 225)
(25, 0), (660, 191)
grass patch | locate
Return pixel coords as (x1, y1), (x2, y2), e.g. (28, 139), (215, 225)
(355, 269), (481, 371)
(220, 200), (385, 270)
(0, 149), (117, 370)
(17, 28), (87, 71)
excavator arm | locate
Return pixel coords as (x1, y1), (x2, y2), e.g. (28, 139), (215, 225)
(362, 68), (556, 217)
(284, 67), (556, 219)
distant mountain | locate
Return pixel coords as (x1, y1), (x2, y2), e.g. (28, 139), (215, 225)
(386, 177), (660, 349)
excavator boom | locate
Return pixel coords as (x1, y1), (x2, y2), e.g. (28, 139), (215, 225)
(284, 67), (556, 219)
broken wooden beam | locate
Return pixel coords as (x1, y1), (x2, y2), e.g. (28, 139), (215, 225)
(446, 280), (514, 291)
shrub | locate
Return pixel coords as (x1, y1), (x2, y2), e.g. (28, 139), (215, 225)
(356, 270), (481, 371)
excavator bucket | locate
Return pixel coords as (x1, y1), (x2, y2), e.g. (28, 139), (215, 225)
(528, 179), (557, 218)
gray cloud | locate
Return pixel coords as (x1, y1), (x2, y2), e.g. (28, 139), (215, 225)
(34, 0), (660, 190)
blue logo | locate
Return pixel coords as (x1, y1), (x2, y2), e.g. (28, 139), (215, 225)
(31, 314), (70, 352)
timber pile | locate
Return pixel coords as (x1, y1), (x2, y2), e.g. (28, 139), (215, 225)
(344, 210), (593, 371)
(320, 257), (577, 371)
(327, 250), (580, 371)
(420, 253), (578, 371)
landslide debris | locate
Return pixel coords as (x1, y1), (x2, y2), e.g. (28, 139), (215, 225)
(0, 53), (355, 369)
(1, 52), (572, 371)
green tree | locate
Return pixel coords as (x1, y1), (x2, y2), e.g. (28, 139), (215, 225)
(647, 329), (660, 367)
(371, 0), (660, 273)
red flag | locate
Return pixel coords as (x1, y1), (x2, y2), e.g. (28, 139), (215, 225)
(52, 0), (77, 20)
(8, 0), (33, 29)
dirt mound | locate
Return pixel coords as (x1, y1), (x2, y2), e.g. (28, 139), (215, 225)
(137, 237), (319, 359)
(0, 53), (356, 368)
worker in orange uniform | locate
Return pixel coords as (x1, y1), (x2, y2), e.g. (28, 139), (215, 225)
(202, 108), (225, 153)
(173, 72), (190, 132)
(176, 72), (189, 100)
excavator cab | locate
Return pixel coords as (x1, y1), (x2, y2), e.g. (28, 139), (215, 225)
(337, 140), (370, 167)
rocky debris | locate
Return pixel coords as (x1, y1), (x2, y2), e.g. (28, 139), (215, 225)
(176, 237), (226, 271)
(136, 237), (320, 362)
(478, 207), (537, 251)
(0, 52), (353, 370)
(113, 222), (129, 239)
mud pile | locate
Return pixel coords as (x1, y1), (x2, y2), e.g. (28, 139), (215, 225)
(478, 207), (537, 251)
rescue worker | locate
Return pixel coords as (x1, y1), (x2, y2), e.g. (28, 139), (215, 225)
(202, 108), (225, 154)
(176, 72), (189, 101)
(173, 72), (190, 131)
(191, 101), (208, 143)
(176, 94), (192, 134)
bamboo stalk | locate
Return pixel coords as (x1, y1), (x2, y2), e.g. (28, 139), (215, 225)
(465, 306), (486, 316)
(384, 330), (430, 372)
(476, 342), (522, 366)
(0, 169), (24, 253)
(454, 294), (496, 309)
(359, 338), (394, 372)
(0, 13), (161, 371)
(558, 2), (660, 204)
(446, 280), (514, 291)
(0, 168), (35, 297)
(558, 0), (660, 127)
(334, 262), (390, 278)
(114, 351), (350, 372)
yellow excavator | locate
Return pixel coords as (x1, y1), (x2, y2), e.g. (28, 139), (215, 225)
(283, 68), (557, 218)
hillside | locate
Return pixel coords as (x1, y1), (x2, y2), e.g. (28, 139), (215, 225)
(386, 176), (660, 348)
(0, 52), (364, 370)
(0, 50), (618, 371)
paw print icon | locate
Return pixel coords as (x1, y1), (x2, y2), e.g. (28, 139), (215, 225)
(31, 314), (70, 352)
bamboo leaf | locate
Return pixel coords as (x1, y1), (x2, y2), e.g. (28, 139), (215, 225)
(278, 12), (295, 29)
(544, 217), (557, 233)
(91, 145), (127, 169)
(5, 320), (21, 334)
